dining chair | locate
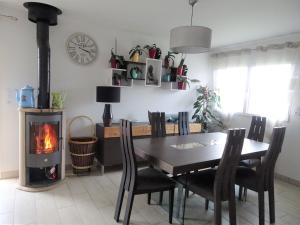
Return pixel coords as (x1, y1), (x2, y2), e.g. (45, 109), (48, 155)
(149, 112), (166, 137)
(114, 119), (175, 225)
(148, 111), (167, 204)
(239, 116), (266, 200)
(178, 128), (246, 225)
(235, 127), (286, 225)
(178, 112), (190, 136)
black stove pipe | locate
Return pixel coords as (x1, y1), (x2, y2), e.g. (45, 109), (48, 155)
(37, 21), (50, 108)
(24, 2), (62, 109)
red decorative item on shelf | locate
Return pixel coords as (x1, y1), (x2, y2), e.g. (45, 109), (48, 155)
(110, 58), (118, 68)
(177, 66), (183, 75)
(178, 81), (186, 90)
(149, 48), (157, 58)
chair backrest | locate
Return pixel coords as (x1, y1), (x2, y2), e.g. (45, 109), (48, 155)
(260, 127), (286, 188)
(149, 112), (166, 137)
(215, 129), (246, 199)
(248, 116), (266, 142)
(120, 119), (137, 190)
(178, 112), (190, 136)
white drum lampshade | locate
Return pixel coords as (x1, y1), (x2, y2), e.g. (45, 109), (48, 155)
(170, 26), (212, 54)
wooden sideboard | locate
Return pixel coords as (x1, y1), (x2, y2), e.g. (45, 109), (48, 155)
(96, 122), (201, 174)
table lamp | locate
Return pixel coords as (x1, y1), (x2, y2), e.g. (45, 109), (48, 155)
(96, 86), (121, 127)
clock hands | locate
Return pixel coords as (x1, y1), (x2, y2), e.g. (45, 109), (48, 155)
(70, 41), (94, 56)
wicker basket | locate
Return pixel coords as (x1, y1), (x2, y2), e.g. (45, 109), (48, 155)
(68, 116), (98, 174)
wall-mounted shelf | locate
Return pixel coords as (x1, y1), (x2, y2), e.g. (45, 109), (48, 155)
(104, 59), (190, 90)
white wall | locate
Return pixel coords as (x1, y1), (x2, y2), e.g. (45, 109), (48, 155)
(0, 6), (212, 175)
(214, 33), (300, 182)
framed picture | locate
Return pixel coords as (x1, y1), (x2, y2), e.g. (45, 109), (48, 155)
(145, 58), (162, 87)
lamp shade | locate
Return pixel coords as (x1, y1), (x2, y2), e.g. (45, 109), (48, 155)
(170, 26), (212, 54)
(96, 86), (120, 103)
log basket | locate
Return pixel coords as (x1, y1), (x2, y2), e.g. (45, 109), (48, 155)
(68, 116), (98, 174)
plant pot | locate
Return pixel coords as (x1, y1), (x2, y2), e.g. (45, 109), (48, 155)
(177, 66), (183, 75)
(149, 48), (157, 59)
(131, 52), (140, 62)
(178, 81), (186, 90)
(110, 58), (118, 68)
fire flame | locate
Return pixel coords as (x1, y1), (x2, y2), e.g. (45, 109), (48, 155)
(35, 124), (58, 154)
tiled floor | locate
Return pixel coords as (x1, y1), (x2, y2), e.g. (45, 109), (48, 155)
(0, 170), (300, 225)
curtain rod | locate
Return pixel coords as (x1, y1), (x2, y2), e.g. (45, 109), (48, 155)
(211, 41), (300, 58)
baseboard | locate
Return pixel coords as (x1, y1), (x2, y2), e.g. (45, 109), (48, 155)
(275, 173), (300, 187)
(0, 170), (18, 179)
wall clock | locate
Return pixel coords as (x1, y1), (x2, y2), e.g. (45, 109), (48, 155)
(66, 33), (98, 65)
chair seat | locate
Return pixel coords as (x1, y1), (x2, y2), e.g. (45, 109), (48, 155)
(135, 168), (176, 194)
(239, 159), (261, 168)
(177, 169), (217, 200)
(236, 166), (263, 191)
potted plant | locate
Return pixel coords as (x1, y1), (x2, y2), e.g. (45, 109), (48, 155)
(183, 65), (188, 76)
(192, 86), (223, 132)
(109, 48), (125, 68)
(176, 75), (199, 90)
(164, 51), (177, 68)
(177, 55), (185, 75)
(129, 45), (144, 62)
(143, 44), (161, 59)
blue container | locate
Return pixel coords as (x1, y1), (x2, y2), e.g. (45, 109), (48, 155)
(16, 85), (35, 108)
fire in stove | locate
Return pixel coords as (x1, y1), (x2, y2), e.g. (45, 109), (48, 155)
(33, 124), (58, 154)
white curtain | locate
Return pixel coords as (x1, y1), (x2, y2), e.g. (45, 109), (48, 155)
(212, 42), (300, 136)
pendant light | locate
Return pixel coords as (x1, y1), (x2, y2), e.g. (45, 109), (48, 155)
(170, 0), (212, 54)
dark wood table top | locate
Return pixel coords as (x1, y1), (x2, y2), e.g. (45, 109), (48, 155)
(134, 132), (269, 175)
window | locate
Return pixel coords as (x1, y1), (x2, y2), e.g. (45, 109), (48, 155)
(214, 67), (248, 113)
(214, 63), (293, 121)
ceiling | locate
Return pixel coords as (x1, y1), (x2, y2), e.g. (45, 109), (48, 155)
(2, 0), (300, 47)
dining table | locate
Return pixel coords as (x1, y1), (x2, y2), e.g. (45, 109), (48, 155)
(133, 132), (270, 222)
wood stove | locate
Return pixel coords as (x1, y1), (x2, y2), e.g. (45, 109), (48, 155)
(19, 109), (65, 191)
(18, 3), (64, 191)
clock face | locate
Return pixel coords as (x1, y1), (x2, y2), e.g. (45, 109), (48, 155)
(66, 33), (98, 65)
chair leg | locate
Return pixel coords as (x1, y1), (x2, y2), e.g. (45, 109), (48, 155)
(147, 193), (151, 205)
(205, 199), (209, 210)
(182, 188), (189, 225)
(123, 190), (135, 225)
(214, 198), (222, 225)
(114, 179), (125, 222)
(238, 186), (243, 201)
(176, 185), (184, 218)
(159, 191), (164, 205)
(269, 183), (275, 224)
(229, 187), (237, 225)
(169, 189), (174, 224)
(258, 189), (265, 225)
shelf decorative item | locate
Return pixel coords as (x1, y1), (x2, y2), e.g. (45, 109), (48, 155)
(176, 75), (200, 90)
(164, 51), (177, 68)
(130, 66), (143, 79)
(177, 55), (186, 75)
(129, 45), (144, 62)
(109, 48), (125, 69)
(145, 58), (162, 87)
(143, 44), (162, 59)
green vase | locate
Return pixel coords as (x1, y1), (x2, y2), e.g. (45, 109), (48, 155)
(51, 92), (65, 109)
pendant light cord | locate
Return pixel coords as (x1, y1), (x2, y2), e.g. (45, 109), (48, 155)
(189, 0), (198, 26)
